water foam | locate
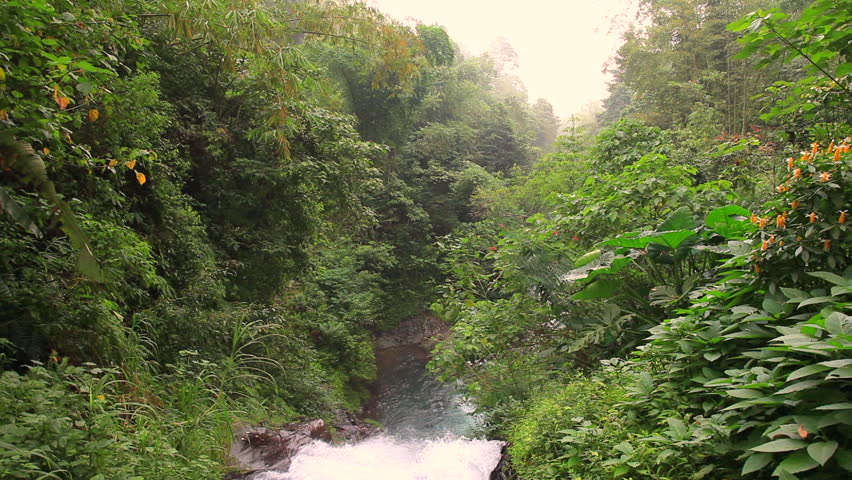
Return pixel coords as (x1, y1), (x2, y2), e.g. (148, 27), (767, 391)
(254, 435), (504, 480)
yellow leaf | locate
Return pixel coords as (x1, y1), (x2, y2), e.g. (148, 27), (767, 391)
(0, 67), (5, 81)
(135, 171), (147, 185)
(42, 147), (50, 155)
(0, 109), (7, 121)
(125, 159), (136, 169)
(108, 159), (118, 167)
(87, 109), (99, 122)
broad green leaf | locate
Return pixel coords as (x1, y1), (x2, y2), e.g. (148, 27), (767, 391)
(763, 297), (784, 315)
(824, 312), (849, 335)
(727, 389), (765, 399)
(599, 229), (697, 250)
(797, 296), (837, 308)
(772, 450), (819, 475)
(815, 403), (852, 411)
(658, 206), (696, 231)
(751, 439), (807, 452)
(820, 359), (852, 368)
(704, 351), (721, 361)
(572, 278), (622, 300)
(827, 366), (852, 380)
(786, 364), (829, 381)
(742, 452), (772, 474)
(807, 441), (838, 466)
(781, 288), (809, 301)
(704, 205), (754, 238)
(777, 380), (821, 395)
(574, 249), (602, 268)
(806, 271), (848, 286)
(561, 251), (615, 282)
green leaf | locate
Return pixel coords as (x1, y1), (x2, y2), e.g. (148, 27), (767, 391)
(806, 271), (848, 286)
(599, 229), (697, 250)
(807, 441), (838, 466)
(704, 205), (754, 238)
(658, 206), (696, 231)
(773, 450), (819, 475)
(742, 452), (772, 474)
(574, 249), (602, 268)
(727, 389), (765, 399)
(781, 288), (809, 301)
(763, 297), (784, 315)
(0, 186), (42, 237)
(798, 296), (839, 308)
(704, 351), (721, 362)
(837, 449), (852, 471)
(816, 403), (852, 411)
(776, 380), (821, 395)
(827, 366), (852, 380)
(820, 359), (852, 368)
(572, 278), (621, 300)
(751, 439), (808, 452)
(786, 364), (830, 381)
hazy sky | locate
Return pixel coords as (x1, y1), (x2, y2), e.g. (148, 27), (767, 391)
(367, 0), (637, 120)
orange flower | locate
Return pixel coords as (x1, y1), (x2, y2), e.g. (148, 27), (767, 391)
(761, 241), (769, 251)
(828, 141), (836, 153)
(811, 142), (819, 154)
(824, 239), (831, 250)
(754, 263), (761, 274)
(87, 109), (99, 123)
(835, 149), (842, 162)
(769, 234), (776, 243)
(750, 213), (758, 224)
(787, 157), (795, 169)
(793, 168), (802, 179)
(791, 200), (800, 210)
(819, 172), (832, 182)
(808, 212), (818, 223)
(801, 152), (811, 162)
(839, 211), (847, 224)
(776, 184), (788, 193)
(776, 215), (786, 228)
(759, 217), (768, 229)
(778, 240), (784, 246)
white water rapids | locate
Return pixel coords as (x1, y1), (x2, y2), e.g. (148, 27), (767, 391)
(256, 345), (504, 480)
(256, 436), (503, 480)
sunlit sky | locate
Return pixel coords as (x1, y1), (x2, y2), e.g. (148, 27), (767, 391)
(367, 0), (638, 120)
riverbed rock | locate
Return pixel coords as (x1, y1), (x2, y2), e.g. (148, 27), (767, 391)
(227, 413), (382, 478)
(374, 313), (449, 351)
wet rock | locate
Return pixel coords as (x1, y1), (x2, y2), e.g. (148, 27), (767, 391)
(227, 413), (382, 478)
(489, 444), (515, 480)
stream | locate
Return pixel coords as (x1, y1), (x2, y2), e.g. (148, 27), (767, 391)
(254, 345), (504, 480)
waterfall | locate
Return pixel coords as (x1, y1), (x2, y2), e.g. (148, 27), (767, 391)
(253, 344), (504, 480)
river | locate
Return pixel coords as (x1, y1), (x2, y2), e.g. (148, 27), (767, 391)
(253, 345), (504, 480)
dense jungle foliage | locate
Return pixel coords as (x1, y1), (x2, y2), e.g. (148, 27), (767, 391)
(428, 0), (852, 479)
(0, 0), (849, 479)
